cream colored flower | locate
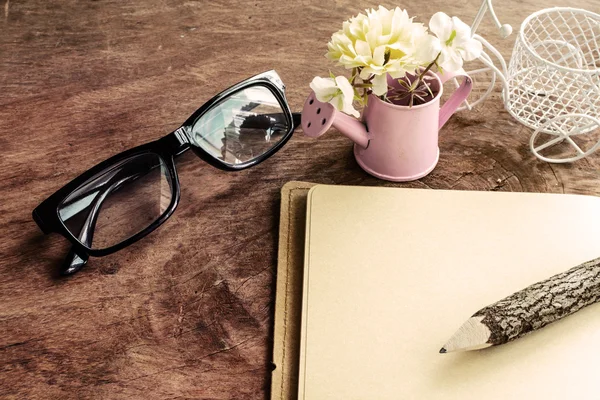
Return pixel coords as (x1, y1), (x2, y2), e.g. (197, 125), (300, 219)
(309, 76), (360, 117)
(413, 32), (442, 65)
(429, 12), (482, 71)
(326, 6), (431, 96)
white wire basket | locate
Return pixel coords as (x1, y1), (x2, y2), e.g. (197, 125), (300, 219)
(505, 7), (600, 163)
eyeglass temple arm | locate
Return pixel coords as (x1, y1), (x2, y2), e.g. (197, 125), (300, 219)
(61, 184), (111, 275)
(61, 214), (97, 276)
(292, 112), (301, 129)
(61, 169), (148, 275)
(237, 112), (300, 128)
(62, 249), (89, 276)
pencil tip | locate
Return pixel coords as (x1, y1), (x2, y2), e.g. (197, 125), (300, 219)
(439, 347), (447, 354)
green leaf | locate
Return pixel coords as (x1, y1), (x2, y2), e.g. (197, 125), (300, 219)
(425, 82), (434, 98)
(410, 77), (420, 90)
(398, 79), (411, 90)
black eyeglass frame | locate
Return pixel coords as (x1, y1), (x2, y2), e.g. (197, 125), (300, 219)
(33, 70), (300, 263)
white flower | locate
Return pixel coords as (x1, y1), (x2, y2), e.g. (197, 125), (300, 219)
(413, 33), (442, 66)
(429, 12), (482, 71)
(309, 76), (360, 117)
(326, 6), (432, 96)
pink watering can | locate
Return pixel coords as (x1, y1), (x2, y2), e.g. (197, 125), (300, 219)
(302, 70), (472, 181)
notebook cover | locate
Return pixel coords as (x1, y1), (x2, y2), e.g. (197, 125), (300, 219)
(271, 181), (317, 400)
(299, 185), (600, 399)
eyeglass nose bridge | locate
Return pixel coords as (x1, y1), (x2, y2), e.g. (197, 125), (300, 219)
(159, 128), (191, 156)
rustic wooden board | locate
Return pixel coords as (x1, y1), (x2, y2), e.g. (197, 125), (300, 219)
(1, 0), (599, 399)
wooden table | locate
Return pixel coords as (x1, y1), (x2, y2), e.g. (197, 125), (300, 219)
(1, 0), (599, 398)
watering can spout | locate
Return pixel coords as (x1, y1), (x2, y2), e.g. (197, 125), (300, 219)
(301, 92), (369, 149)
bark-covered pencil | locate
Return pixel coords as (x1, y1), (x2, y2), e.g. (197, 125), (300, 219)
(440, 256), (600, 353)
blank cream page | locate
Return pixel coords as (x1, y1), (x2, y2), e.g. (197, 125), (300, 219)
(299, 185), (600, 400)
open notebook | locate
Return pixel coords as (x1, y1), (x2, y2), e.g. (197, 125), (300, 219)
(298, 185), (600, 399)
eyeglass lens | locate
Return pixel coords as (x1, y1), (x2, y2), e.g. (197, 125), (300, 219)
(190, 85), (290, 166)
(58, 153), (173, 250)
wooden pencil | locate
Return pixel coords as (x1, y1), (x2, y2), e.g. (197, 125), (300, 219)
(440, 255), (600, 353)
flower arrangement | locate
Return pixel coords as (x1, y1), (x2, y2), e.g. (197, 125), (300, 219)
(310, 6), (483, 115)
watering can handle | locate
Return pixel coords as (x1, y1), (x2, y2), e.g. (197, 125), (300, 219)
(438, 69), (473, 129)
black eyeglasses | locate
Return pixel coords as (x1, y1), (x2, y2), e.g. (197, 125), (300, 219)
(33, 70), (300, 276)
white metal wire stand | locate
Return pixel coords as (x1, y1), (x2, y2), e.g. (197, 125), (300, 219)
(506, 8), (600, 163)
(455, 0), (512, 112)
(460, 4), (600, 163)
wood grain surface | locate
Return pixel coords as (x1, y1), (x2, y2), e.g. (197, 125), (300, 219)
(1, 0), (599, 399)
